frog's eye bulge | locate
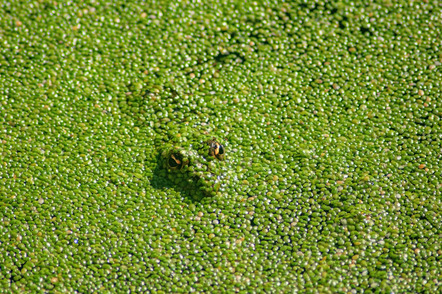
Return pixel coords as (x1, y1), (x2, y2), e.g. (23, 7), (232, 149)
(168, 154), (182, 169)
(215, 143), (225, 160)
(161, 146), (187, 170)
(206, 138), (226, 160)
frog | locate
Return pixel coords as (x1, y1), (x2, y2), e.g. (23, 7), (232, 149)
(124, 86), (228, 199)
(157, 133), (227, 199)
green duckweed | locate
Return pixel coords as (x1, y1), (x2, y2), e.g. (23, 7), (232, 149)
(0, 0), (441, 293)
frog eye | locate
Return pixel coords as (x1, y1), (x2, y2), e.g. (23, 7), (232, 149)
(207, 138), (225, 160)
(213, 144), (220, 156)
(168, 154), (182, 170)
(216, 144), (225, 160)
(207, 141), (217, 157)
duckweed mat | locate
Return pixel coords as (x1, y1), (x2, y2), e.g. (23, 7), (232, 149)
(1, 0), (441, 293)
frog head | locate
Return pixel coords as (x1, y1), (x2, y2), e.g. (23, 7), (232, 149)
(158, 137), (227, 199)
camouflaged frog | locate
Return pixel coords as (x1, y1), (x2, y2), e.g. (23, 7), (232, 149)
(159, 136), (227, 198)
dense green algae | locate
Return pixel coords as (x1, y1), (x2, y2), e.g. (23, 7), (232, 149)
(0, 0), (441, 293)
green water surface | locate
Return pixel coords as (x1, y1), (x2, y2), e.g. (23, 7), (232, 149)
(0, 0), (441, 293)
